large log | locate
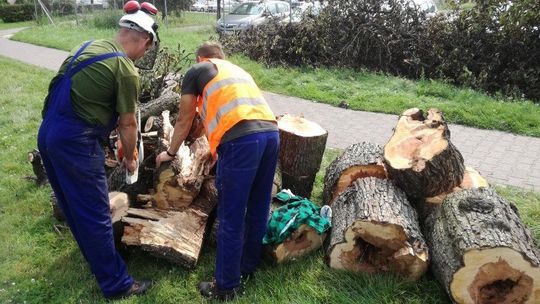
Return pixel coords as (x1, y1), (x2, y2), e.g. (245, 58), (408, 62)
(425, 166), (488, 205)
(326, 177), (428, 280)
(384, 108), (465, 199)
(137, 136), (213, 209)
(278, 114), (328, 198)
(122, 178), (217, 268)
(424, 187), (540, 304)
(322, 142), (386, 206)
(140, 91), (179, 126)
(137, 111), (213, 210)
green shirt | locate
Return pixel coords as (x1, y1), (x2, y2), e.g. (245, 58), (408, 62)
(43, 39), (139, 126)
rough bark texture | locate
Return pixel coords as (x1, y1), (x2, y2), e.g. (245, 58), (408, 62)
(140, 91), (179, 127)
(265, 224), (326, 264)
(122, 178), (217, 268)
(322, 142), (386, 206)
(384, 108), (465, 199)
(326, 177), (428, 280)
(424, 187), (540, 304)
(27, 149), (48, 186)
(425, 166), (489, 205)
(141, 136), (212, 209)
(278, 114), (328, 198)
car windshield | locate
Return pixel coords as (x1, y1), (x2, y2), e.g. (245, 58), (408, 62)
(230, 2), (264, 15)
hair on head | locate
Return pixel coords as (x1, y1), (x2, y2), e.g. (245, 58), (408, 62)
(196, 41), (225, 59)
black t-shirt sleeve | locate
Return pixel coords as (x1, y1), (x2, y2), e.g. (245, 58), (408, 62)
(181, 61), (218, 97)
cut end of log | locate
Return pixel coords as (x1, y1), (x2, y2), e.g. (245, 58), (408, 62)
(277, 114), (327, 137)
(328, 220), (428, 280)
(330, 165), (387, 205)
(270, 224), (325, 264)
(425, 167), (489, 204)
(451, 247), (540, 304)
(385, 108), (448, 170)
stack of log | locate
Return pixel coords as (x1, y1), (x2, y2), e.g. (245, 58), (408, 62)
(323, 108), (540, 303)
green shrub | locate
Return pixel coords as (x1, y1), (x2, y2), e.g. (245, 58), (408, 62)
(223, 0), (540, 101)
(0, 4), (34, 23)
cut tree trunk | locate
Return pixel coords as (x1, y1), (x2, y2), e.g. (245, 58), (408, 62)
(27, 149), (48, 186)
(425, 166), (488, 204)
(136, 111), (213, 210)
(384, 108), (465, 199)
(122, 178), (217, 268)
(278, 114), (328, 198)
(140, 91), (179, 127)
(265, 224), (326, 264)
(322, 142), (387, 206)
(137, 136), (213, 209)
(424, 187), (540, 304)
(326, 177), (428, 281)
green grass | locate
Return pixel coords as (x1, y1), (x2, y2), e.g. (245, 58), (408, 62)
(0, 20), (34, 30)
(11, 22), (215, 56)
(0, 56), (539, 303)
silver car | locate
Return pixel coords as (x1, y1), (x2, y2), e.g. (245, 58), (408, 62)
(217, 1), (291, 34)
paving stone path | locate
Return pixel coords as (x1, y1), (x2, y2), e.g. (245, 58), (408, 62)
(2, 28), (539, 191)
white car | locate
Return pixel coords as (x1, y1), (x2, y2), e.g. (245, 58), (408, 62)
(190, 1), (207, 11)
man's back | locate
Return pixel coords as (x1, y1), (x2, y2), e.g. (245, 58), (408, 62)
(44, 39), (139, 126)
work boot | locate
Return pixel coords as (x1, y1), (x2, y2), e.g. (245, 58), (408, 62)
(198, 280), (244, 301)
(106, 280), (153, 300)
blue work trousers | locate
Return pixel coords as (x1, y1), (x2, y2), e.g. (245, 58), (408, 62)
(36, 40), (133, 298)
(215, 130), (280, 290)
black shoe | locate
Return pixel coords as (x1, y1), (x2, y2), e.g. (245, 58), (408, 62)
(198, 280), (244, 301)
(106, 280), (153, 300)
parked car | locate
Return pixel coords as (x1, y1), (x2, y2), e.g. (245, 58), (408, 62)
(190, 0), (207, 11)
(216, 0), (290, 34)
(291, 1), (321, 22)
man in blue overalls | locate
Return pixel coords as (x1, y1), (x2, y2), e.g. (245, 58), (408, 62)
(37, 2), (159, 299)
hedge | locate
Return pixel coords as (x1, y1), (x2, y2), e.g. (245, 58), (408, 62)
(222, 0), (540, 102)
(0, 4), (34, 23)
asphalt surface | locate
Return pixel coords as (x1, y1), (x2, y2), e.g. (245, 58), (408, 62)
(2, 28), (539, 191)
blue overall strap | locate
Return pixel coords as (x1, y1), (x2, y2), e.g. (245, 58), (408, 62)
(65, 40), (94, 74)
(68, 52), (126, 78)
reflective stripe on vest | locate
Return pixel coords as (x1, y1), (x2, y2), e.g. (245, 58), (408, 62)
(197, 58), (276, 158)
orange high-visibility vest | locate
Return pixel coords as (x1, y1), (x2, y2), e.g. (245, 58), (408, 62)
(197, 58), (276, 158)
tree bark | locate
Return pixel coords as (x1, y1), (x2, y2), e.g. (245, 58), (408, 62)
(424, 187), (540, 304)
(278, 114), (328, 198)
(326, 177), (428, 281)
(122, 178), (217, 268)
(140, 91), (179, 127)
(322, 142), (386, 206)
(384, 108), (465, 199)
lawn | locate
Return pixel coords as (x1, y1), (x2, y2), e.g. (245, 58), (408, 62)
(10, 14), (540, 137)
(0, 56), (539, 303)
